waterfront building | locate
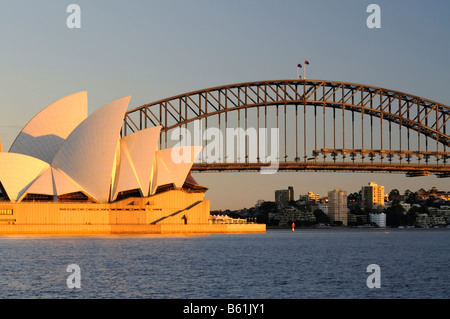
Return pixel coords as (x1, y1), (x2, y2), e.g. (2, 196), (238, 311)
(278, 206), (316, 226)
(328, 189), (348, 226)
(0, 92), (265, 234)
(415, 214), (429, 228)
(421, 208), (450, 227)
(362, 182), (385, 212)
(414, 213), (447, 228)
(348, 214), (368, 225)
(369, 213), (386, 227)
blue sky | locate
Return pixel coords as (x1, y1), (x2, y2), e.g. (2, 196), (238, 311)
(1, 1), (449, 209)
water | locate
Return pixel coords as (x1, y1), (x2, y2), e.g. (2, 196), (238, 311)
(0, 228), (448, 299)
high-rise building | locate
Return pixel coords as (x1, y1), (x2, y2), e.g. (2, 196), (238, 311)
(328, 189), (348, 226)
(288, 186), (294, 202)
(275, 189), (290, 206)
(362, 182), (385, 212)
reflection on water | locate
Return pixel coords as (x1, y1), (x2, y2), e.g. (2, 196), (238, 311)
(0, 229), (449, 298)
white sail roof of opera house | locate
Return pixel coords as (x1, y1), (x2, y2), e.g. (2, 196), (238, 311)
(152, 146), (203, 194)
(9, 92), (88, 164)
(112, 126), (161, 201)
(24, 167), (85, 198)
(0, 93), (204, 204)
(51, 96), (131, 203)
(0, 153), (49, 202)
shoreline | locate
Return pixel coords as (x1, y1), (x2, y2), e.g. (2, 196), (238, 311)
(266, 225), (448, 230)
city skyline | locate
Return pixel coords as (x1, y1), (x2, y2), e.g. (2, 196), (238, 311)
(1, 1), (449, 210)
(228, 180), (445, 212)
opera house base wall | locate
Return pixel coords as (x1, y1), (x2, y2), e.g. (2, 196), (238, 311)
(0, 190), (265, 235)
(0, 224), (266, 235)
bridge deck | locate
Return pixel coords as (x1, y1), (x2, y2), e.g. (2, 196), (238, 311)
(192, 162), (450, 177)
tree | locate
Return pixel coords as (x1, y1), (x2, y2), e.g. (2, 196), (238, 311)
(259, 201), (278, 213)
(350, 205), (364, 215)
(426, 195), (438, 208)
(257, 201), (278, 225)
(408, 205), (426, 226)
(389, 189), (401, 202)
(313, 209), (330, 224)
(332, 220), (343, 227)
(418, 188), (428, 197)
(405, 208), (418, 226)
(347, 192), (361, 202)
(405, 191), (420, 205)
(228, 211), (240, 219)
(385, 200), (405, 227)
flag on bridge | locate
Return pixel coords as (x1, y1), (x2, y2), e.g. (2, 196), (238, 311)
(304, 59), (309, 65)
(297, 63), (302, 68)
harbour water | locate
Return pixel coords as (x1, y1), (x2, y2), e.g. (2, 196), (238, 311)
(0, 228), (448, 299)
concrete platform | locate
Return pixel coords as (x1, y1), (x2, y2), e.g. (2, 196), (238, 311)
(0, 223), (266, 235)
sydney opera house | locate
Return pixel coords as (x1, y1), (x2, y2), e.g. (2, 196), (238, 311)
(0, 92), (264, 234)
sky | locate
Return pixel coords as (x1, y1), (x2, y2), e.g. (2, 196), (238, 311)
(0, 0), (449, 210)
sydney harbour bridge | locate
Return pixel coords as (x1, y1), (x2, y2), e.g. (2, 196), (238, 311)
(122, 80), (450, 178)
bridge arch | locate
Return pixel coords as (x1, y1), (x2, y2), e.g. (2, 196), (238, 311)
(123, 80), (450, 177)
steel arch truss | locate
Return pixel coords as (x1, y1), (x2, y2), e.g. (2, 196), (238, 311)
(124, 80), (450, 177)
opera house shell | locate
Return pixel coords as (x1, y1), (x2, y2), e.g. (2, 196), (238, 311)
(0, 92), (265, 234)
